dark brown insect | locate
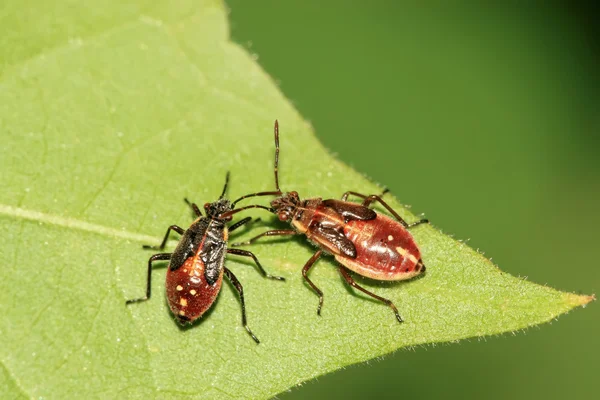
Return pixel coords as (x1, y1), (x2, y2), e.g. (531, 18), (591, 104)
(222, 121), (428, 323)
(125, 173), (284, 343)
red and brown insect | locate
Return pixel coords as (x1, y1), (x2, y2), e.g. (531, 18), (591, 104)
(126, 173), (284, 343)
(223, 121), (428, 323)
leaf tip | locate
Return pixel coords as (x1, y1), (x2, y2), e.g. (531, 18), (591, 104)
(563, 292), (595, 308)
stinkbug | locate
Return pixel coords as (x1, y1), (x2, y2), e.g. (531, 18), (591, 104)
(223, 121), (428, 323)
(126, 173), (285, 343)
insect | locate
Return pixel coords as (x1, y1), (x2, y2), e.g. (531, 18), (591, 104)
(126, 173), (285, 343)
(224, 121), (428, 323)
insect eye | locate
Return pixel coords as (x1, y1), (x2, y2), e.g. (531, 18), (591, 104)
(278, 211), (289, 221)
(203, 203), (210, 210)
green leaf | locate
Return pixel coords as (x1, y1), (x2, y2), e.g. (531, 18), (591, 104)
(0, 1), (593, 399)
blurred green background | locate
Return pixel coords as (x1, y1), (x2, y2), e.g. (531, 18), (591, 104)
(226, 1), (599, 399)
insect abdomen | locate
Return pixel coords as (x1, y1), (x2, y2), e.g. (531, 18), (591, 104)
(339, 214), (424, 281)
(166, 256), (223, 324)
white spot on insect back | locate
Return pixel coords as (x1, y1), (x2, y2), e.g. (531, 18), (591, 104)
(180, 298), (188, 307)
(396, 246), (408, 257)
(190, 276), (201, 285)
(190, 289), (197, 296)
(396, 246), (418, 264)
(176, 285), (183, 291)
(388, 235), (394, 241)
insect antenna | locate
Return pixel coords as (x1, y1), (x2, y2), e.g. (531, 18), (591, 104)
(274, 119), (281, 192)
(219, 171), (230, 199)
(219, 204), (275, 220)
(232, 120), (283, 207)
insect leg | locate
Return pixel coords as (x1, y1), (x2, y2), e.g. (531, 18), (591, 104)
(302, 250), (325, 315)
(143, 225), (185, 250)
(228, 216), (257, 233)
(364, 194), (429, 228)
(338, 266), (403, 324)
(184, 198), (202, 216)
(363, 195), (429, 228)
(231, 229), (297, 247)
(342, 191), (429, 229)
(224, 267), (260, 344)
(226, 248), (285, 281)
(362, 194), (410, 227)
(125, 253), (172, 305)
(341, 188), (388, 202)
(406, 218), (429, 228)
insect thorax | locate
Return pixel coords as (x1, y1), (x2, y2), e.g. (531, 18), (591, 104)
(205, 199), (233, 218)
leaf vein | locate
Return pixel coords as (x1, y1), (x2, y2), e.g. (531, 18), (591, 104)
(0, 357), (30, 399)
(0, 203), (164, 244)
